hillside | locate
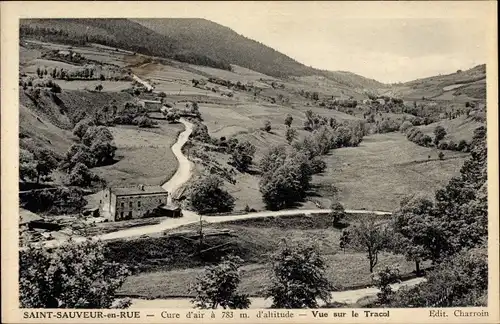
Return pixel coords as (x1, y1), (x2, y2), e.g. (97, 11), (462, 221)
(386, 64), (486, 101)
(20, 18), (385, 91)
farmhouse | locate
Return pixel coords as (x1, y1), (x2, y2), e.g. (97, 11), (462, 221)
(141, 99), (163, 112)
(99, 185), (172, 221)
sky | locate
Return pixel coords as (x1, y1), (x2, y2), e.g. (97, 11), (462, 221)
(129, 1), (491, 83)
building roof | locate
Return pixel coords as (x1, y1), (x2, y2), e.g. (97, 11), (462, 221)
(111, 185), (168, 197)
(141, 100), (162, 104)
(19, 208), (43, 225)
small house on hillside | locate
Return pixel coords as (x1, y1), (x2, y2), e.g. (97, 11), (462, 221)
(140, 100), (162, 112)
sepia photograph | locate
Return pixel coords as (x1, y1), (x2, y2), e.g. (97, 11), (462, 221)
(1, 1), (498, 323)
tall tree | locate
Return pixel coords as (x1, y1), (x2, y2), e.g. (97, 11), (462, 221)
(190, 255), (250, 309)
(229, 140), (256, 172)
(348, 219), (391, 273)
(19, 149), (38, 182)
(265, 241), (333, 308)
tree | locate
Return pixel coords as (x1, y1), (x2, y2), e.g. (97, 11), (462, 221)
(68, 163), (97, 187)
(19, 240), (130, 308)
(339, 229), (350, 254)
(348, 219), (391, 273)
(135, 115), (155, 128)
(82, 126), (116, 165)
(263, 120), (272, 132)
(391, 247), (487, 307)
(191, 101), (200, 117)
(433, 126), (447, 145)
(32, 148), (58, 183)
(229, 140), (256, 172)
(329, 202), (346, 227)
(95, 84), (103, 92)
(265, 241), (333, 308)
(188, 175), (235, 214)
(284, 114), (293, 127)
(372, 266), (401, 305)
(259, 146), (312, 210)
(391, 194), (441, 274)
(164, 108), (180, 123)
(73, 119), (95, 139)
(19, 149), (38, 182)
(62, 144), (96, 171)
(190, 255), (250, 309)
(438, 152), (445, 160)
(285, 127), (297, 144)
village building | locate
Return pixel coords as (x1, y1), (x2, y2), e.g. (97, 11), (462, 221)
(99, 185), (181, 221)
(140, 99), (163, 112)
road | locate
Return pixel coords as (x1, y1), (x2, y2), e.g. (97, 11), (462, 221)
(129, 277), (425, 308)
(162, 118), (194, 203)
(132, 74), (154, 91)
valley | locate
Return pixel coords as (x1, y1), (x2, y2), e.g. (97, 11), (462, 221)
(17, 18), (488, 310)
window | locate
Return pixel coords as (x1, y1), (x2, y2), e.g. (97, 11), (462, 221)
(120, 212), (124, 219)
(129, 201), (132, 208)
(138, 201), (141, 208)
(159, 199), (162, 203)
(121, 202), (124, 208)
(128, 211), (132, 219)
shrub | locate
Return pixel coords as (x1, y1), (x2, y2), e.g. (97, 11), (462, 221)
(263, 120), (272, 132)
(20, 240), (130, 308)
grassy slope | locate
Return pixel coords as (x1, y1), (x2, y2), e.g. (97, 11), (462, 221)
(92, 121), (184, 188)
(387, 64), (486, 101)
(418, 115), (485, 143)
(311, 132), (468, 211)
(117, 215), (426, 298)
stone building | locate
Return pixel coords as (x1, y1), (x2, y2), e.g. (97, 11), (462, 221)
(141, 100), (163, 112)
(99, 185), (169, 221)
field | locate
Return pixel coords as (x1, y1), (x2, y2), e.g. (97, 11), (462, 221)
(92, 121), (185, 188)
(56, 80), (132, 92)
(418, 115), (484, 143)
(311, 132), (468, 211)
(116, 215), (428, 298)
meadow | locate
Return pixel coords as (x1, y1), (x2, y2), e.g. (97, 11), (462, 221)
(92, 121), (184, 188)
(116, 214), (427, 298)
(311, 132), (468, 211)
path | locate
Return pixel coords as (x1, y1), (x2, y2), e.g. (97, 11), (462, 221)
(129, 277), (425, 309)
(132, 74), (153, 91)
(162, 119), (194, 203)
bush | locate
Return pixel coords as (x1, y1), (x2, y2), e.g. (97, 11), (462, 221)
(310, 157), (326, 174)
(20, 240), (130, 308)
(134, 115), (156, 128)
(20, 187), (87, 215)
(263, 120), (272, 132)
